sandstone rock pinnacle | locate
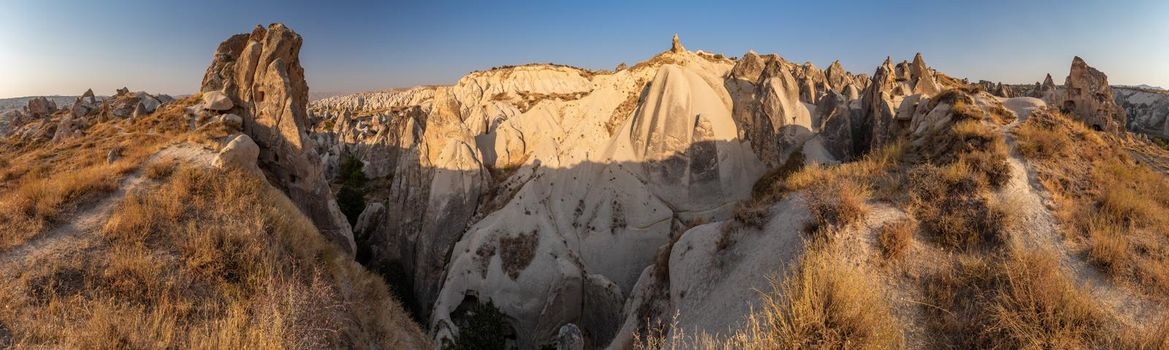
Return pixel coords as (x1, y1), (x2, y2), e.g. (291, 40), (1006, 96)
(1062, 56), (1126, 132)
(671, 33), (685, 53)
(201, 23), (355, 254)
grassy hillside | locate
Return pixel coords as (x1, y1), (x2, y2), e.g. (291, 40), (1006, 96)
(0, 96), (429, 349)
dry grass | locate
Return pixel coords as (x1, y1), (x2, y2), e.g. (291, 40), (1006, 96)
(0, 101), (193, 251)
(634, 244), (904, 350)
(878, 219), (916, 261)
(802, 179), (870, 236)
(922, 248), (1163, 349)
(0, 95), (426, 348)
(1015, 110), (1169, 297)
(0, 165), (427, 349)
(906, 163), (1011, 250)
(144, 158), (178, 180)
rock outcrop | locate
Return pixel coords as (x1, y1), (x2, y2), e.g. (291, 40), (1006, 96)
(200, 23), (355, 254)
(1061, 56), (1127, 132)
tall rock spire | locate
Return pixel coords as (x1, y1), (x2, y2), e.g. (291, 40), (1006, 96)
(671, 33), (685, 53)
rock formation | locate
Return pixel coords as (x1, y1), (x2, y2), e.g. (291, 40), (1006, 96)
(200, 23), (355, 254)
(1061, 56), (1127, 132)
(857, 53), (949, 155)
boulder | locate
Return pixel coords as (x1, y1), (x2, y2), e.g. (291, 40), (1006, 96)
(557, 324), (584, 350)
(214, 134), (262, 176)
(202, 91), (234, 111)
(26, 97), (56, 117)
(81, 89), (96, 104)
(220, 113), (243, 129)
(131, 102), (148, 119)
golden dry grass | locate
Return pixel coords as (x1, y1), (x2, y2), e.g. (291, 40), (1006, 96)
(878, 219), (916, 261)
(0, 97), (203, 251)
(635, 244), (905, 350)
(922, 248), (1166, 349)
(0, 95), (427, 349)
(1015, 110), (1169, 297)
(0, 165), (428, 349)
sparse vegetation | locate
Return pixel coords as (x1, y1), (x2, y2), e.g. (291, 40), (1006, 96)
(922, 248), (1166, 349)
(1016, 110), (1169, 296)
(802, 179), (870, 236)
(0, 165), (426, 348)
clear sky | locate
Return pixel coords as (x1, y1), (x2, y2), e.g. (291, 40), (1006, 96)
(1, 0), (1167, 98)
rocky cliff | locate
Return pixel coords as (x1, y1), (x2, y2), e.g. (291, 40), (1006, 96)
(306, 36), (962, 348)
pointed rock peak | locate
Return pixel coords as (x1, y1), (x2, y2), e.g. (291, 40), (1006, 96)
(747, 49), (757, 55)
(1072, 56), (1086, 66)
(671, 33), (686, 53)
(829, 60), (843, 70)
(1042, 73), (1055, 86)
(82, 88), (94, 98)
(913, 52), (926, 65)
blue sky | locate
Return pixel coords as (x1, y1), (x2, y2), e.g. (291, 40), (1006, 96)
(1, 0), (1166, 98)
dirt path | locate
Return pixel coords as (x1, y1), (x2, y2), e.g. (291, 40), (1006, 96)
(998, 105), (1165, 329)
(0, 171), (148, 271)
(0, 143), (211, 272)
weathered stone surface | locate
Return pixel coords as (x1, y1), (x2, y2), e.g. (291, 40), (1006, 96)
(816, 90), (854, 160)
(1116, 87), (1169, 138)
(557, 324), (584, 350)
(201, 23), (355, 254)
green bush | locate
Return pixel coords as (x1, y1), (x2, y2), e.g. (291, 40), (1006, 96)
(442, 301), (510, 350)
(336, 153), (367, 226)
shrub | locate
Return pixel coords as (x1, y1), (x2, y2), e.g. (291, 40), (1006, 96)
(499, 231), (539, 280)
(803, 179), (870, 236)
(144, 158), (177, 180)
(878, 219), (916, 261)
(906, 164), (1010, 250)
(336, 153), (367, 226)
(442, 301), (510, 350)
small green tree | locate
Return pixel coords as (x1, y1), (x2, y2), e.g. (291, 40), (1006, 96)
(337, 153), (367, 226)
(442, 301), (510, 350)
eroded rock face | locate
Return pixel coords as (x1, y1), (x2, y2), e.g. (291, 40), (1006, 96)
(1062, 56), (1127, 132)
(302, 37), (883, 349)
(200, 23), (355, 254)
(1116, 87), (1169, 138)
